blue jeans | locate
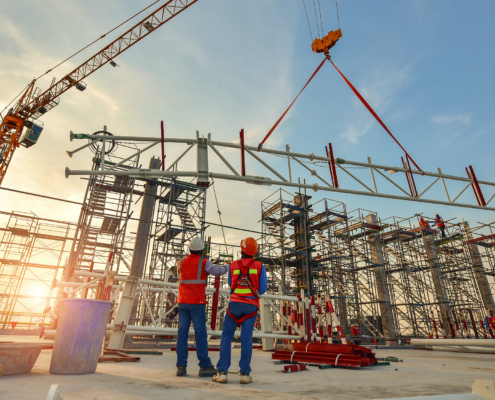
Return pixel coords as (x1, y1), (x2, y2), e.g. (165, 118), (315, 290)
(176, 303), (212, 368)
(216, 301), (258, 375)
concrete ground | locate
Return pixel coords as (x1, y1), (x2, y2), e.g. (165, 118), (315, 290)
(1, 337), (495, 400)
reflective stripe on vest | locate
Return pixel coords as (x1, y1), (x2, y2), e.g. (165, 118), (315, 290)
(234, 288), (254, 294)
(232, 269), (258, 275)
(180, 256), (207, 284)
(229, 259), (262, 306)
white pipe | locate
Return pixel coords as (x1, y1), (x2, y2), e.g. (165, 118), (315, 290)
(58, 278), (299, 302)
(412, 339), (495, 347)
(44, 326), (300, 341)
(121, 325), (300, 340)
(432, 346), (495, 354)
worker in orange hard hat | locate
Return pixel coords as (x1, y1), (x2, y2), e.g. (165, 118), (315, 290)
(419, 217), (431, 231)
(212, 237), (267, 385)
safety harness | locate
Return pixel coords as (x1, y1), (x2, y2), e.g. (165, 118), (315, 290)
(228, 259), (260, 326)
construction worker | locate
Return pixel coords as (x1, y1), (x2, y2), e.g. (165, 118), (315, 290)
(212, 237), (267, 384)
(176, 237), (229, 377)
(434, 213), (446, 238)
(419, 217), (430, 231)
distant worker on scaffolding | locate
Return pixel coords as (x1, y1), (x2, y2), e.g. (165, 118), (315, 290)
(419, 217), (431, 231)
(212, 237), (267, 385)
(176, 237), (229, 378)
(434, 213), (447, 238)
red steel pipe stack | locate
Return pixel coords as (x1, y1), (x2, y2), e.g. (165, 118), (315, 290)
(272, 341), (378, 368)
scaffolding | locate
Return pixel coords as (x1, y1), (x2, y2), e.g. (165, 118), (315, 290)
(67, 141), (138, 284)
(135, 177), (207, 327)
(0, 211), (73, 328)
(258, 189), (495, 342)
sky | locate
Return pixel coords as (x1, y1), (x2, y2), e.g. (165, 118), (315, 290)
(1, 0), (495, 253)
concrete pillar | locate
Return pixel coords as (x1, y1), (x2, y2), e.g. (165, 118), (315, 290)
(366, 214), (396, 343)
(463, 222), (495, 312)
(423, 234), (455, 337)
(128, 156), (161, 326)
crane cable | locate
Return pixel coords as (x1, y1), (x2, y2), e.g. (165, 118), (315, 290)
(35, 0), (163, 80)
(210, 177), (229, 257)
(302, 0), (314, 41)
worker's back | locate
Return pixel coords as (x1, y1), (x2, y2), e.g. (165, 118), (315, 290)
(177, 254), (208, 304)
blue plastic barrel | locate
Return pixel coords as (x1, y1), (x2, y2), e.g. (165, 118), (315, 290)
(49, 299), (112, 375)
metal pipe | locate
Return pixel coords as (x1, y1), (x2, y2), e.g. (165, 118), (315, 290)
(411, 338), (495, 347)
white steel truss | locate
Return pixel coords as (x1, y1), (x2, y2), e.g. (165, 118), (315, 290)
(66, 132), (495, 212)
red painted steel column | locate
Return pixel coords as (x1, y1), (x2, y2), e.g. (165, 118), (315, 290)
(210, 276), (220, 330)
(468, 309), (480, 339)
(468, 165), (486, 206)
(240, 129), (246, 176)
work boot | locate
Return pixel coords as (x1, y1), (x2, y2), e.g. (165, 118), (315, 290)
(199, 365), (217, 377)
(212, 372), (228, 383)
(177, 366), (187, 376)
(240, 373), (252, 384)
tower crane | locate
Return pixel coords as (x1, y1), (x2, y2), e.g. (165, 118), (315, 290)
(0, 0), (198, 186)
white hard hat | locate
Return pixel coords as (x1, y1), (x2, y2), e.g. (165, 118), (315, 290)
(189, 237), (204, 251)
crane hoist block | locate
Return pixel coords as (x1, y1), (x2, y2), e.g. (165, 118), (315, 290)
(311, 29), (342, 54)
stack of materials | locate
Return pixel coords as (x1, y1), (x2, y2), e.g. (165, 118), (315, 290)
(272, 341), (378, 368)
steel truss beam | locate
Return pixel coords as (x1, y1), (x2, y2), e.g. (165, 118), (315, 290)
(67, 133), (495, 211)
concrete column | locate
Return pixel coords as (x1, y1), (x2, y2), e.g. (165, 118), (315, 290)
(463, 222), (495, 312)
(423, 234), (455, 337)
(366, 214), (396, 343)
(128, 156), (161, 326)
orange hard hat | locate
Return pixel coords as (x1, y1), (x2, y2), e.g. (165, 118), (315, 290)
(241, 237), (258, 256)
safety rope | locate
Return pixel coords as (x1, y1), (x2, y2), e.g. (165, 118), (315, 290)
(257, 58), (326, 151)
(210, 177), (229, 257)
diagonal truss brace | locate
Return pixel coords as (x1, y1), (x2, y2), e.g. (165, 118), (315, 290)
(66, 133), (495, 212)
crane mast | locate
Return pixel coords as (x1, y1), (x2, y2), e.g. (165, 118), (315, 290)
(0, 0), (199, 186)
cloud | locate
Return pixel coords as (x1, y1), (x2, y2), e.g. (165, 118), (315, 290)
(340, 63), (415, 144)
(431, 112), (472, 141)
(432, 113), (472, 126)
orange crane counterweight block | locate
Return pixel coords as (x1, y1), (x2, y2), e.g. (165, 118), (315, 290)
(311, 29), (342, 54)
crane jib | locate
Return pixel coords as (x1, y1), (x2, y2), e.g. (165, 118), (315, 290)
(0, 0), (199, 186)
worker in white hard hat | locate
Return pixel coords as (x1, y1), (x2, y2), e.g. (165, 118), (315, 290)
(434, 213), (446, 238)
(176, 237), (228, 378)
